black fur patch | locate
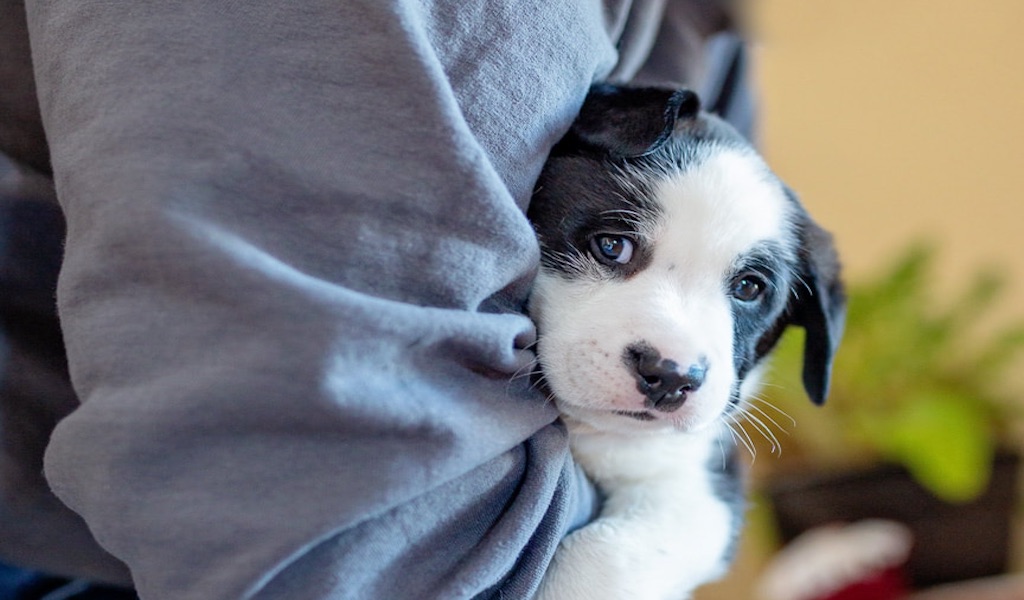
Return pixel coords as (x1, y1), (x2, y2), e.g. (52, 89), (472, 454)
(529, 155), (660, 280)
(728, 241), (798, 388)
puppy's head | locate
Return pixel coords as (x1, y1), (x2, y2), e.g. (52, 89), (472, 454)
(529, 85), (845, 435)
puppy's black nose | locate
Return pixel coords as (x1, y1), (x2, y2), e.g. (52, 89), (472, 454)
(626, 344), (707, 413)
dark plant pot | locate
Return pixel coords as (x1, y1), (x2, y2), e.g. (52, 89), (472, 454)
(766, 452), (1020, 589)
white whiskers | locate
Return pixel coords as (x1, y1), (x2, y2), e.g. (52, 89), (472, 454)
(717, 395), (796, 463)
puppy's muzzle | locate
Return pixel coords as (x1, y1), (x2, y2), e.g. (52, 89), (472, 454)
(626, 343), (707, 413)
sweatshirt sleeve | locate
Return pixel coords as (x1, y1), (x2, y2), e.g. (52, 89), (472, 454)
(25, 1), (623, 598)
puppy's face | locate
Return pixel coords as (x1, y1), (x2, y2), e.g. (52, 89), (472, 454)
(529, 86), (844, 435)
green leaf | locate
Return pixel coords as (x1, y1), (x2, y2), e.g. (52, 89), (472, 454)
(976, 324), (1024, 381)
(861, 390), (994, 503)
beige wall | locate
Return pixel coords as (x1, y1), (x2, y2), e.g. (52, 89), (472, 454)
(754, 0), (1024, 313)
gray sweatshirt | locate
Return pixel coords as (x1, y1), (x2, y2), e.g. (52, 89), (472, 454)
(0, 0), (747, 597)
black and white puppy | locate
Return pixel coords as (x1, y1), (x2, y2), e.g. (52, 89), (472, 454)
(529, 85), (846, 600)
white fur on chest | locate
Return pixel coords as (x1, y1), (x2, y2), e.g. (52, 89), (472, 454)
(535, 426), (734, 600)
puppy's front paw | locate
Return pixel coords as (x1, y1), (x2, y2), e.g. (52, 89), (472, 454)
(535, 519), (703, 600)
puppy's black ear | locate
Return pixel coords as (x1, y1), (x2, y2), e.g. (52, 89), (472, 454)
(790, 211), (847, 405)
(560, 84), (701, 158)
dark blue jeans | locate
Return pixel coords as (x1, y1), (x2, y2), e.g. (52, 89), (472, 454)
(0, 562), (136, 600)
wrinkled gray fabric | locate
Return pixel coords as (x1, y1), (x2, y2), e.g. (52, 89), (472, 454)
(1, 0), (735, 598)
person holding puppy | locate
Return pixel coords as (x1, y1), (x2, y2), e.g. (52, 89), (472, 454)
(0, 1), (752, 597)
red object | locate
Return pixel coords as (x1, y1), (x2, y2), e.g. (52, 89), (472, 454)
(819, 567), (909, 600)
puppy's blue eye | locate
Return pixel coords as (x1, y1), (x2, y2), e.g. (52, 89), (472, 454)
(591, 235), (634, 265)
(732, 274), (766, 302)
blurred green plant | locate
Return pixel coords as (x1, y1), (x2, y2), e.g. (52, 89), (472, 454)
(762, 242), (1024, 503)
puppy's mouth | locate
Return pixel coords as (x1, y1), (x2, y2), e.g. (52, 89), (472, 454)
(612, 409), (657, 422)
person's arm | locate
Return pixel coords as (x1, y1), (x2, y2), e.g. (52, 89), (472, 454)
(26, 2), (620, 597)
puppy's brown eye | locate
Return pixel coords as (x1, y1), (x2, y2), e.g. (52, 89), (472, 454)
(732, 274), (766, 302)
(591, 235), (634, 265)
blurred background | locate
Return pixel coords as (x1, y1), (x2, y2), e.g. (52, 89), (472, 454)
(755, 0), (1024, 301)
(696, 1), (1024, 598)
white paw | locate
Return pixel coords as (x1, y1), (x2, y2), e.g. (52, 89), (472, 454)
(535, 519), (718, 600)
